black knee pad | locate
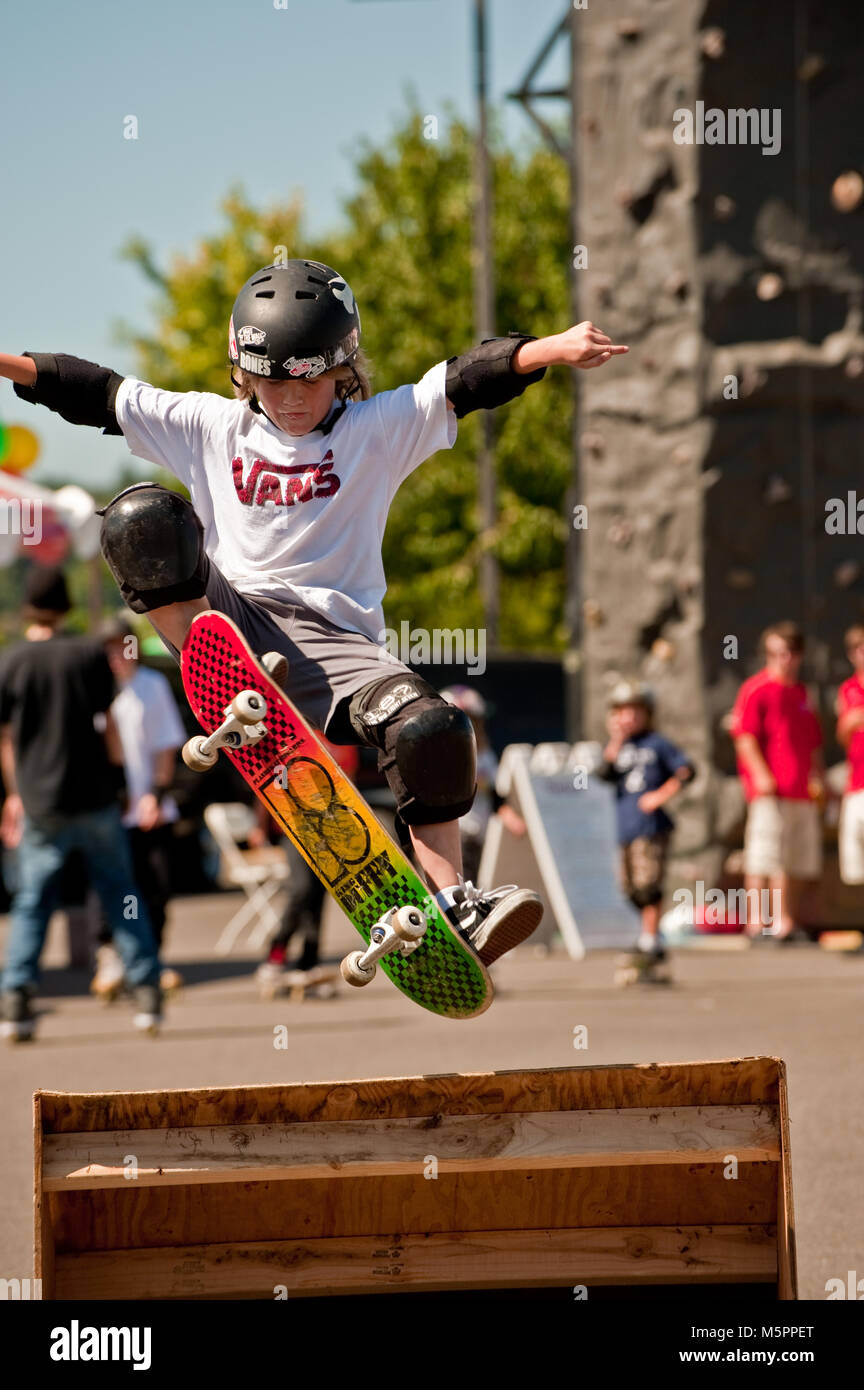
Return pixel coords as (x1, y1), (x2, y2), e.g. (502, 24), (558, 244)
(344, 675), (477, 825)
(629, 886), (663, 909)
(98, 482), (208, 614)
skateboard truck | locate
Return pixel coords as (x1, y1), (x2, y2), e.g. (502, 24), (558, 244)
(341, 906), (428, 986)
(182, 689), (269, 772)
(182, 652), (288, 772)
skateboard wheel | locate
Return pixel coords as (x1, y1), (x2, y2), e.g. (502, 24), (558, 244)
(182, 735), (218, 772)
(392, 905), (427, 942)
(340, 951), (376, 986)
(232, 690), (267, 724)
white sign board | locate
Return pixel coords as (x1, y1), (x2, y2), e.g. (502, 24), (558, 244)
(480, 742), (639, 959)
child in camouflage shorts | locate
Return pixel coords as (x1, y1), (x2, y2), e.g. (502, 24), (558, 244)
(597, 681), (695, 964)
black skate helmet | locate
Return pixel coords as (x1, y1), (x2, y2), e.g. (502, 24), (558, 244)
(228, 260), (361, 382)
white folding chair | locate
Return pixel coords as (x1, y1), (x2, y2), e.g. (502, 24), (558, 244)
(203, 803), (292, 955)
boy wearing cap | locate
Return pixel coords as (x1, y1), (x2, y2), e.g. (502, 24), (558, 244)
(597, 682), (695, 974)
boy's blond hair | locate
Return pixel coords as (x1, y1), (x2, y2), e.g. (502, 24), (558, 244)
(232, 349), (373, 407)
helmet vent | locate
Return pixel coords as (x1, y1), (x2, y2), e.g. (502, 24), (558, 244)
(251, 275), (272, 286)
(295, 290), (316, 300)
(255, 290), (275, 299)
(306, 275), (327, 285)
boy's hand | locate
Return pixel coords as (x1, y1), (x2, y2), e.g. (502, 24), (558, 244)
(498, 804), (527, 838)
(637, 790), (664, 814)
(137, 793), (162, 832)
(603, 712), (625, 761)
(751, 767), (777, 798)
(513, 324), (629, 374)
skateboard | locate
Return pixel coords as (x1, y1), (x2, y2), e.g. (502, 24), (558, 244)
(180, 612), (492, 1019)
(614, 949), (673, 988)
(256, 962), (340, 1002)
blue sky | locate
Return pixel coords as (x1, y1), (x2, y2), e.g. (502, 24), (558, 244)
(1, 0), (568, 488)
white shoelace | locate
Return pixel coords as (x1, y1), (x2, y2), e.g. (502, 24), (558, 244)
(458, 877), (517, 902)
(454, 878), (518, 930)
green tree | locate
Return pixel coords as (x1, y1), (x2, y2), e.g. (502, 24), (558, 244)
(120, 106), (573, 651)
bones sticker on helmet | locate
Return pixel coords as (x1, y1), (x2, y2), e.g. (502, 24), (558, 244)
(282, 354), (327, 378)
(329, 278), (356, 315)
(239, 352), (271, 375)
(238, 325), (267, 347)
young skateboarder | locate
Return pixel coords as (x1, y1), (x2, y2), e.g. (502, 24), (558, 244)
(1, 259), (628, 964)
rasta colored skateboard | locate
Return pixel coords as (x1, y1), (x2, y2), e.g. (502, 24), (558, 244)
(180, 612), (492, 1019)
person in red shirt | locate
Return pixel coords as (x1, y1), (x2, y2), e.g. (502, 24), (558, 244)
(731, 622), (824, 938)
(835, 625), (864, 883)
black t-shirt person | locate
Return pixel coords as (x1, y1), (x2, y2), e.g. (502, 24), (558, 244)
(0, 634), (118, 818)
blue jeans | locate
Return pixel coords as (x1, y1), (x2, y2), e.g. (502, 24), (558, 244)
(1, 804), (160, 992)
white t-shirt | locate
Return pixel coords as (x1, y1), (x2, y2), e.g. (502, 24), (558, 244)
(114, 363), (458, 640)
(111, 665), (187, 828)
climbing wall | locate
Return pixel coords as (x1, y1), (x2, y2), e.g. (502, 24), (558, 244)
(574, 0), (864, 882)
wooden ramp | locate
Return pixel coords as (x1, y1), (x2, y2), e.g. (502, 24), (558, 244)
(34, 1057), (796, 1299)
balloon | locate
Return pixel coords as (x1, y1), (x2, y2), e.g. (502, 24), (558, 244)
(54, 485), (101, 560)
(0, 425), (40, 474)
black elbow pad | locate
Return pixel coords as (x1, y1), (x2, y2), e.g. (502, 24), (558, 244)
(13, 352), (125, 435)
(445, 332), (546, 418)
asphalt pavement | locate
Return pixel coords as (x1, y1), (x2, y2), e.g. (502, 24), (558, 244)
(1, 892), (862, 1300)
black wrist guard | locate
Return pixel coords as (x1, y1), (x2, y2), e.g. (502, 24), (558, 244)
(13, 353), (125, 435)
(444, 332), (547, 419)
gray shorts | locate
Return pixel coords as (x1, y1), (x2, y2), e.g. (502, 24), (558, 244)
(159, 558), (414, 735)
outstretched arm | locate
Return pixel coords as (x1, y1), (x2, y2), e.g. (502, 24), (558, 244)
(444, 323), (628, 416)
(0, 351), (124, 434)
(513, 321), (629, 373)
